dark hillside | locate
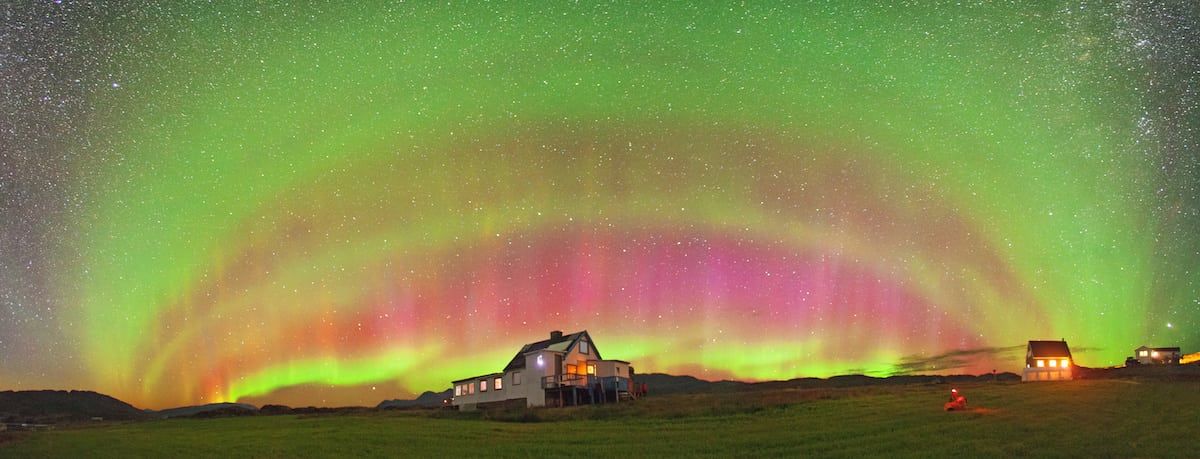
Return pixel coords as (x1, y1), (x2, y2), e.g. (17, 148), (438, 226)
(0, 390), (148, 423)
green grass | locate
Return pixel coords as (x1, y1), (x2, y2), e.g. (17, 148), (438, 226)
(3, 380), (1197, 458)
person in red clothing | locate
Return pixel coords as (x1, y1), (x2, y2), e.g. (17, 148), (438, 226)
(944, 388), (967, 411)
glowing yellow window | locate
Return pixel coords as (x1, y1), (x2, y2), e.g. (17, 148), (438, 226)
(1049, 359), (1057, 367)
(587, 364), (596, 375)
(1036, 360), (1045, 367)
(1061, 359), (1069, 367)
(494, 377), (503, 390)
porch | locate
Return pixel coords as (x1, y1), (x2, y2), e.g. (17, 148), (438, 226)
(542, 374), (635, 407)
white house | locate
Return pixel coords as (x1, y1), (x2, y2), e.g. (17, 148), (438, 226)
(450, 330), (636, 411)
(1133, 346), (1182, 365)
(1022, 340), (1073, 381)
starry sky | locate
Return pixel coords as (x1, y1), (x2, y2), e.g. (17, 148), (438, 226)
(1, 1), (1198, 409)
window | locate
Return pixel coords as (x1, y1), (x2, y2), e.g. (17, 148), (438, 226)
(536, 355), (544, 367)
(587, 364), (596, 375)
(1060, 359), (1069, 368)
(468, 383), (474, 395)
(1152, 351), (1160, 358)
(566, 364), (577, 375)
(1049, 359), (1057, 367)
(494, 377), (503, 390)
(480, 380), (488, 392)
(1139, 350), (1149, 357)
(580, 340), (589, 354)
(1036, 360), (1045, 367)
(514, 371), (522, 385)
(455, 385), (462, 397)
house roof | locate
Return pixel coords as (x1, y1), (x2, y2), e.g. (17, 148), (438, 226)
(451, 372), (504, 384)
(1028, 340), (1072, 358)
(1136, 345), (1181, 352)
(503, 330), (600, 372)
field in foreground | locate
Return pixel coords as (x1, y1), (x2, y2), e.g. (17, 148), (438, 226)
(3, 379), (1197, 458)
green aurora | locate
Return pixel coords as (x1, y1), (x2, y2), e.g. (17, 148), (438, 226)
(3, 2), (1194, 408)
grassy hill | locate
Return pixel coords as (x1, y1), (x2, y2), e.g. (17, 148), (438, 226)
(0, 390), (149, 423)
(3, 380), (1197, 457)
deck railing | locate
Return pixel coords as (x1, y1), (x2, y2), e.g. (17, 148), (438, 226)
(541, 374), (632, 391)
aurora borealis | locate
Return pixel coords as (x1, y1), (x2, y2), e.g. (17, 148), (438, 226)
(2, 2), (1198, 409)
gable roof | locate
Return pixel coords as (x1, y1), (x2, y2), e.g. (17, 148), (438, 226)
(451, 372), (504, 384)
(503, 330), (600, 372)
(1028, 340), (1072, 358)
(1136, 345), (1181, 352)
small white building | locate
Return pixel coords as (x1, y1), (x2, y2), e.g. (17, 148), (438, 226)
(1022, 340), (1073, 381)
(1134, 346), (1182, 365)
(450, 330), (635, 410)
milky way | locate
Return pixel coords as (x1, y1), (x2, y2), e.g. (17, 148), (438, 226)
(2, 2), (1198, 408)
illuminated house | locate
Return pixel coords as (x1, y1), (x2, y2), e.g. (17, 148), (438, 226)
(450, 330), (635, 410)
(1133, 346), (1182, 365)
(1022, 340), (1073, 382)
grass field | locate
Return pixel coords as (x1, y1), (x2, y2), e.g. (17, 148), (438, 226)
(3, 380), (1197, 458)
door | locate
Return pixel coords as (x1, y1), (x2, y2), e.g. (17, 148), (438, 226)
(554, 354), (563, 384)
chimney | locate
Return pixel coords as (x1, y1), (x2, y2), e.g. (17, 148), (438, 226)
(550, 330), (563, 340)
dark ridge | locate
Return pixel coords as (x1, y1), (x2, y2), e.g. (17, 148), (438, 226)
(1075, 364), (1200, 380)
(0, 390), (149, 423)
(155, 402), (257, 419)
(377, 390), (452, 409)
(635, 372), (1022, 396)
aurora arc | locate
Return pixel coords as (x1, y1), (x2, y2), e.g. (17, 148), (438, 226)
(34, 3), (1196, 408)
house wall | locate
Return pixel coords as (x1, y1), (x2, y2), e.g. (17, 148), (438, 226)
(453, 367), (548, 410)
(561, 337), (597, 376)
(1137, 351), (1181, 365)
(518, 350), (559, 407)
(1022, 367), (1072, 381)
(595, 360), (631, 379)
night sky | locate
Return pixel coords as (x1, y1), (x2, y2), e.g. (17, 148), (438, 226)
(2, 2), (1198, 409)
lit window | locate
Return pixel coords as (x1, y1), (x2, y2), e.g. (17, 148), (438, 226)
(587, 364), (596, 375)
(1049, 359), (1057, 367)
(1139, 350), (1148, 357)
(566, 364), (577, 375)
(468, 384), (474, 395)
(580, 341), (589, 354)
(536, 355), (544, 367)
(1036, 360), (1045, 367)
(481, 380), (488, 392)
(1061, 359), (1069, 367)
(455, 385), (462, 397)
(514, 372), (522, 385)
(494, 377), (503, 390)
(1152, 351), (1160, 358)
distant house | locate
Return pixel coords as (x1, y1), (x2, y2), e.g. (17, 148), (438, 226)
(1022, 340), (1073, 381)
(450, 330), (635, 410)
(1133, 346), (1182, 365)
